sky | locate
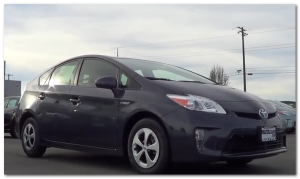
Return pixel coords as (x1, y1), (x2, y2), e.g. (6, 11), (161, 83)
(4, 4), (296, 101)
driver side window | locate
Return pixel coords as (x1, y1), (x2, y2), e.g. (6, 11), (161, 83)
(78, 59), (118, 87)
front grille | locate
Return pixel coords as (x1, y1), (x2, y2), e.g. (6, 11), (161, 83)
(222, 133), (285, 154)
(235, 112), (276, 120)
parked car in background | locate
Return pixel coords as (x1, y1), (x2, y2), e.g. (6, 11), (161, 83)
(4, 96), (20, 138)
(15, 55), (287, 174)
(280, 101), (296, 109)
(268, 100), (296, 133)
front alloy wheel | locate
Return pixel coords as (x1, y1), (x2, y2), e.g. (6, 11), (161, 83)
(132, 128), (160, 169)
(128, 118), (169, 174)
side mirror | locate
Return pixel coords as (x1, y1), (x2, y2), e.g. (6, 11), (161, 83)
(95, 76), (117, 89)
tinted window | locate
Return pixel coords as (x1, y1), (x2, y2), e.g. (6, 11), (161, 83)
(119, 70), (140, 89)
(39, 69), (53, 85)
(135, 70), (144, 76)
(78, 59), (118, 87)
(49, 60), (79, 86)
(153, 70), (192, 81)
(7, 99), (18, 108)
(114, 58), (215, 84)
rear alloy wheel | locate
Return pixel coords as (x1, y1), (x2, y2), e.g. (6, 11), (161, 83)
(21, 117), (46, 158)
(128, 119), (169, 174)
(226, 159), (253, 166)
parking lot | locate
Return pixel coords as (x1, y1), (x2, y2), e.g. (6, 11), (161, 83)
(4, 133), (296, 175)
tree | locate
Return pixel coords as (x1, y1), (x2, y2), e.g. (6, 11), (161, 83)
(209, 64), (230, 86)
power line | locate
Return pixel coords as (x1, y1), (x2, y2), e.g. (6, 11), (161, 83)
(250, 27), (295, 34)
(114, 27), (295, 50)
(141, 46), (295, 60)
(231, 74), (295, 80)
(140, 43), (295, 59)
(227, 69), (295, 76)
(118, 35), (238, 48)
(246, 66), (294, 69)
(249, 70), (295, 72)
(249, 72), (295, 74)
(102, 47), (117, 53)
(228, 71), (295, 76)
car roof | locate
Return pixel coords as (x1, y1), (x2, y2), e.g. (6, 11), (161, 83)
(41, 55), (124, 74)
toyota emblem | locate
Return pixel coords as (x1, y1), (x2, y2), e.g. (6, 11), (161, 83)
(259, 109), (268, 119)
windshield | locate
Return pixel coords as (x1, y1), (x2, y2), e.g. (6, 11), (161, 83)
(268, 100), (294, 108)
(114, 58), (216, 84)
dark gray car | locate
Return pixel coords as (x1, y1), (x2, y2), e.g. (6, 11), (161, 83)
(268, 100), (296, 133)
(4, 96), (20, 138)
(15, 55), (287, 174)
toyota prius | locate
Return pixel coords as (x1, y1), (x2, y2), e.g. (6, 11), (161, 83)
(15, 55), (287, 174)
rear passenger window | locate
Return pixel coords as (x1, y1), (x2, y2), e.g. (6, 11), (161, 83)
(78, 59), (118, 87)
(7, 99), (18, 108)
(49, 60), (79, 86)
(39, 69), (53, 86)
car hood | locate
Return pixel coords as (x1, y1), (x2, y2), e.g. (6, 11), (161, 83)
(154, 81), (267, 103)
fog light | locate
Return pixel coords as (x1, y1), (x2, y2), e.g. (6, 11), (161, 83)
(195, 129), (206, 151)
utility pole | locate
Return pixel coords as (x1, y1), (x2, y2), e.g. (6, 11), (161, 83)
(117, 47), (119, 57)
(237, 26), (248, 92)
(4, 61), (6, 80)
(6, 74), (13, 80)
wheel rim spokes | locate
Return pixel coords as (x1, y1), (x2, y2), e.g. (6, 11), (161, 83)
(23, 124), (35, 150)
(132, 128), (160, 169)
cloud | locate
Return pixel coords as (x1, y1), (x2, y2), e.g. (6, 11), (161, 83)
(4, 4), (296, 100)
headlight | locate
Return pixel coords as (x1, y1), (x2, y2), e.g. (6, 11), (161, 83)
(277, 111), (291, 116)
(166, 94), (226, 114)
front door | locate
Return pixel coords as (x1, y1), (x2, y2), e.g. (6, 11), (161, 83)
(68, 58), (119, 149)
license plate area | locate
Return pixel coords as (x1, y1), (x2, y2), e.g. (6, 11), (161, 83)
(261, 126), (277, 142)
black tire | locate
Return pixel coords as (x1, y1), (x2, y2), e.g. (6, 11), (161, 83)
(21, 117), (47, 158)
(9, 122), (18, 138)
(127, 118), (170, 174)
(226, 159), (253, 166)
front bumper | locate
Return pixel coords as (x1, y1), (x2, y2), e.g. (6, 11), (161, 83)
(221, 147), (287, 160)
(162, 107), (287, 163)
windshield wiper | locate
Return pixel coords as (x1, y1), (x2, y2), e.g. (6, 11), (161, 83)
(145, 77), (173, 81)
(178, 80), (205, 84)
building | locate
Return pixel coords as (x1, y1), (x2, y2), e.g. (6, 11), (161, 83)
(4, 80), (21, 97)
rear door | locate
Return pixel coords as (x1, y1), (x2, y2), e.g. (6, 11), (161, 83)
(37, 59), (80, 142)
(68, 58), (120, 148)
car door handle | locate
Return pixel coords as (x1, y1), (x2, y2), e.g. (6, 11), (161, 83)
(38, 94), (46, 100)
(70, 99), (80, 103)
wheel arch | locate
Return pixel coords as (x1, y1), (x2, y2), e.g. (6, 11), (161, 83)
(122, 110), (171, 159)
(18, 110), (36, 138)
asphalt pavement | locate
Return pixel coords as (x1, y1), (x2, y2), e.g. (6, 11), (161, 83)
(4, 133), (296, 175)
